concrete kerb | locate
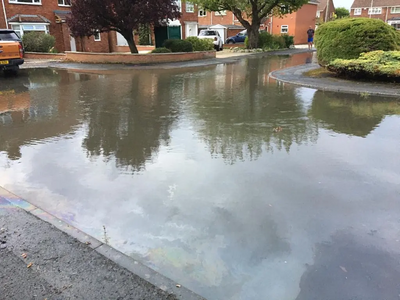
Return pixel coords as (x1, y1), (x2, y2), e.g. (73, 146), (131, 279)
(0, 186), (205, 300)
(269, 63), (400, 97)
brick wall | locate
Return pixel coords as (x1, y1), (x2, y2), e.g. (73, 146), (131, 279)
(294, 3), (317, 45)
(65, 50), (216, 64)
(181, 1), (198, 38)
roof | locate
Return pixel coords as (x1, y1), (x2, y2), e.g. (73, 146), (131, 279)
(8, 14), (51, 23)
(317, 0), (328, 10)
(309, 0), (320, 5)
(54, 10), (71, 22)
(351, 0), (400, 8)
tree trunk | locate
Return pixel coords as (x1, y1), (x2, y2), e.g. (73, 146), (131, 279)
(247, 24), (260, 49)
(122, 30), (138, 54)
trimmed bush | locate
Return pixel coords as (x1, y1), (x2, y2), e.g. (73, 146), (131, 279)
(282, 34), (294, 48)
(22, 32), (56, 53)
(245, 32), (288, 50)
(151, 47), (172, 53)
(163, 39), (193, 52)
(315, 18), (400, 66)
(327, 50), (400, 82)
(185, 36), (214, 51)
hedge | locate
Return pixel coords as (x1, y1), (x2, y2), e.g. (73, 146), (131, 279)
(315, 18), (400, 66)
(327, 50), (400, 82)
(151, 47), (171, 53)
(185, 37), (214, 51)
(22, 32), (56, 53)
(163, 39), (193, 52)
(245, 32), (292, 50)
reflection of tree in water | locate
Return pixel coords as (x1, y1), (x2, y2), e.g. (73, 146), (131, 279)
(191, 58), (318, 163)
(309, 91), (400, 137)
(82, 73), (179, 172)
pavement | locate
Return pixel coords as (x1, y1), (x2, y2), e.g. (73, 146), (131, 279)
(269, 63), (400, 97)
(0, 188), (204, 300)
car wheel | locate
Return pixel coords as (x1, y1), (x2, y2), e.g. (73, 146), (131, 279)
(227, 40), (234, 44)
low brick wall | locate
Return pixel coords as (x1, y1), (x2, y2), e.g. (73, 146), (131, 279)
(65, 51), (216, 64)
(24, 52), (66, 60)
(113, 45), (155, 53)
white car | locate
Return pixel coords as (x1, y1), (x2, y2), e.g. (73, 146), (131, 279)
(197, 30), (224, 51)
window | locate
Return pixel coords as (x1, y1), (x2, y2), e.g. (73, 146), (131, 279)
(368, 7), (382, 14)
(354, 8), (362, 15)
(58, 0), (71, 6)
(94, 30), (101, 41)
(11, 24), (49, 37)
(281, 25), (288, 34)
(186, 2), (194, 13)
(198, 9), (207, 17)
(391, 7), (400, 13)
(392, 23), (400, 30)
(215, 10), (227, 16)
(0, 31), (20, 40)
(9, 0), (41, 4)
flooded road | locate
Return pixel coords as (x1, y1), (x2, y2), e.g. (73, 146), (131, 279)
(1, 53), (400, 300)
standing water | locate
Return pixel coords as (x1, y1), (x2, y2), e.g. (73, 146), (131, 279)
(1, 54), (400, 300)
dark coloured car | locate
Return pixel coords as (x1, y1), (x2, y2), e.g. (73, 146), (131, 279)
(225, 30), (247, 44)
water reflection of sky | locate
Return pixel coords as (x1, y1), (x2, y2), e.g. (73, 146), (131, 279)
(1, 55), (400, 300)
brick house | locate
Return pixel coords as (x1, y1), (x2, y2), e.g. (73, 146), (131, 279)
(266, 0), (319, 45)
(197, 1), (318, 45)
(316, 0), (336, 23)
(350, 0), (400, 30)
(0, 0), (199, 52)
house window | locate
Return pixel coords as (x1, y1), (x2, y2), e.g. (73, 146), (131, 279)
(391, 23), (400, 30)
(354, 8), (362, 15)
(368, 7), (382, 14)
(175, 0), (181, 12)
(94, 30), (101, 41)
(9, 0), (41, 4)
(11, 23), (49, 37)
(198, 9), (207, 17)
(186, 2), (194, 13)
(391, 7), (400, 13)
(58, 0), (71, 6)
(215, 10), (227, 16)
(281, 25), (288, 34)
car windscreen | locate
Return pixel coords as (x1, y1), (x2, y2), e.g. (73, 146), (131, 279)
(0, 32), (20, 41)
(199, 31), (216, 36)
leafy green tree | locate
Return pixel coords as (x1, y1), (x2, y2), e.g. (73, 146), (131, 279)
(335, 7), (350, 19)
(192, 0), (308, 49)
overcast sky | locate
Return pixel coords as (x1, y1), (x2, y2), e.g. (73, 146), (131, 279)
(334, 0), (352, 10)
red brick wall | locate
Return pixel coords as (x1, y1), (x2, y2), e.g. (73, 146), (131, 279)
(65, 50), (216, 64)
(294, 3), (317, 45)
(272, 12), (297, 37)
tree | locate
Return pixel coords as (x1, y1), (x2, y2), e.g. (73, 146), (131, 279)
(192, 0), (308, 49)
(335, 7), (350, 19)
(67, 0), (180, 53)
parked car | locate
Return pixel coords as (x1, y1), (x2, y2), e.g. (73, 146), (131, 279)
(197, 30), (223, 51)
(0, 29), (24, 75)
(225, 30), (247, 44)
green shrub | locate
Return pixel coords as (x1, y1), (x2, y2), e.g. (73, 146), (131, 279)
(245, 32), (288, 50)
(315, 18), (400, 66)
(327, 50), (400, 82)
(22, 32), (56, 53)
(163, 39), (193, 52)
(185, 36), (214, 51)
(151, 47), (172, 53)
(281, 34), (294, 48)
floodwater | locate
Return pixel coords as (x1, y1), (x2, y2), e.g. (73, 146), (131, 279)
(1, 53), (400, 300)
